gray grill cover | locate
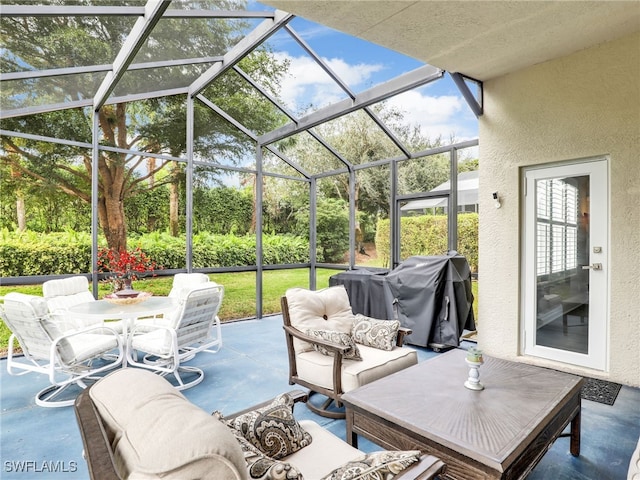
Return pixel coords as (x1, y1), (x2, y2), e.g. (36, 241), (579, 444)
(386, 254), (475, 347)
(331, 254), (475, 348)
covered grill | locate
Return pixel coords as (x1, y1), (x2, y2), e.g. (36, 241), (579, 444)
(330, 252), (475, 349)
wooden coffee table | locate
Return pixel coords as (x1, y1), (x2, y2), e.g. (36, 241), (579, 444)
(341, 349), (583, 480)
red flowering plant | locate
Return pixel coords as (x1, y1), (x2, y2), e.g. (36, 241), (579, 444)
(97, 247), (159, 291)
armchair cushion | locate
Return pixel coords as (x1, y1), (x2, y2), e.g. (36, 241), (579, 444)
(226, 393), (312, 460)
(321, 450), (421, 480)
(351, 315), (401, 351)
(89, 369), (246, 479)
(305, 329), (363, 361)
(295, 344), (417, 393)
(285, 287), (355, 352)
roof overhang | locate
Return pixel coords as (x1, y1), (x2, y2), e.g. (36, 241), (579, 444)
(264, 1), (640, 80)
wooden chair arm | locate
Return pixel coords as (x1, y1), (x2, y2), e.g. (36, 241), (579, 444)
(74, 389), (121, 480)
(224, 390), (308, 421)
(395, 454), (446, 480)
(283, 325), (351, 355)
(396, 326), (413, 346)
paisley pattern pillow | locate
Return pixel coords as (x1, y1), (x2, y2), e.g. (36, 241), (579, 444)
(305, 329), (363, 361)
(226, 393), (312, 460)
(351, 315), (400, 351)
(321, 450), (421, 480)
(228, 426), (304, 480)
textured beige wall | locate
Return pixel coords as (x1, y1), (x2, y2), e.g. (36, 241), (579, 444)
(478, 32), (640, 386)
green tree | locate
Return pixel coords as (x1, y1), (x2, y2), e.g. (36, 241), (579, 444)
(1, 2), (289, 252)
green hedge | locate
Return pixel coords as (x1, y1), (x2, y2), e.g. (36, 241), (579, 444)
(375, 213), (478, 271)
(0, 230), (317, 277)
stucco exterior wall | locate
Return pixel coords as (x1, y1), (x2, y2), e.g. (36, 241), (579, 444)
(478, 32), (640, 386)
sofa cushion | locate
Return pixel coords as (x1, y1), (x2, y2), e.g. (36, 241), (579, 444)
(285, 287), (355, 352)
(285, 420), (364, 478)
(629, 436), (640, 480)
(306, 329), (363, 361)
(226, 393), (312, 460)
(228, 425), (304, 480)
(295, 344), (418, 393)
(89, 369), (247, 480)
(351, 315), (400, 351)
(320, 450), (421, 480)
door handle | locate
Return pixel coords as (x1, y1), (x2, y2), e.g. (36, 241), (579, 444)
(582, 263), (602, 270)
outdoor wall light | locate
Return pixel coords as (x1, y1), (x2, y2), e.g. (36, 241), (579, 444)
(492, 192), (502, 209)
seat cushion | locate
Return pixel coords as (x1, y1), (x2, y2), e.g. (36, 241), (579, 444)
(90, 369), (246, 480)
(285, 286), (356, 352)
(629, 436), (640, 480)
(295, 344), (418, 393)
(285, 420), (363, 478)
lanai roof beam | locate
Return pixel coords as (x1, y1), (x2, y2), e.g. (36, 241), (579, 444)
(189, 10), (293, 98)
(93, 0), (169, 110)
(259, 64), (443, 145)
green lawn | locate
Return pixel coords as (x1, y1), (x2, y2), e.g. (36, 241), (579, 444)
(0, 267), (478, 354)
(0, 268), (336, 353)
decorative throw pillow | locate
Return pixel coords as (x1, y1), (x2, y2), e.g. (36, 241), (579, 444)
(228, 426), (305, 480)
(305, 329), (363, 361)
(351, 315), (401, 351)
(226, 393), (312, 460)
(321, 450), (421, 480)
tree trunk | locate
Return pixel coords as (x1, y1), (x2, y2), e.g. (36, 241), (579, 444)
(98, 193), (127, 252)
(16, 195), (26, 231)
(169, 162), (179, 236)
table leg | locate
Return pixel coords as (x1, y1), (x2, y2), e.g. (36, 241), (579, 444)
(570, 408), (581, 456)
(345, 410), (358, 448)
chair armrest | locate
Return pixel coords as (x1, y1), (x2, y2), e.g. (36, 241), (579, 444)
(224, 390), (308, 421)
(74, 389), (121, 480)
(283, 325), (351, 355)
(394, 454), (446, 480)
(396, 327), (412, 346)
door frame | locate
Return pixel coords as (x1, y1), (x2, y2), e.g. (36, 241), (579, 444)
(521, 157), (609, 371)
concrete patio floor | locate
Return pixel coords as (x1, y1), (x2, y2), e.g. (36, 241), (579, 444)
(1, 315), (638, 479)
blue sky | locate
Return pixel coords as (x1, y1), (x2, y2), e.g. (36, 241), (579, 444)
(254, 6), (479, 145)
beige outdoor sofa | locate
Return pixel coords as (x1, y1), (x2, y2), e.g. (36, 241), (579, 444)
(74, 368), (445, 479)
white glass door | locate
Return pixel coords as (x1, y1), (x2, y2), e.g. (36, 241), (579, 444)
(523, 158), (608, 370)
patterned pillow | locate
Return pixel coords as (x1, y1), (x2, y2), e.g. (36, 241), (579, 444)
(228, 426), (304, 480)
(226, 393), (312, 460)
(321, 450), (421, 480)
(351, 315), (401, 351)
(305, 329), (363, 361)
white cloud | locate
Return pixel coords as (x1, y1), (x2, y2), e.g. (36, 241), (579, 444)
(271, 52), (478, 142)
(385, 90), (468, 141)
(274, 52), (383, 113)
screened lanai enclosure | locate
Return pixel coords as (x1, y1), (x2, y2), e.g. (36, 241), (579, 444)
(0, 0), (481, 319)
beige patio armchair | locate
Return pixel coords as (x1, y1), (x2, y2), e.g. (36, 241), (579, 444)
(126, 283), (224, 390)
(281, 285), (418, 418)
(0, 292), (124, 407)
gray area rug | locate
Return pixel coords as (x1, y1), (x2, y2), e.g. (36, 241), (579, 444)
(581, 377), (622, 405)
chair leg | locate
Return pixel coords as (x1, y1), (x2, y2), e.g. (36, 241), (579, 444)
(35, 381), (87, 408)
(168, 366), (205, 391)
(305, 391), (346, 419)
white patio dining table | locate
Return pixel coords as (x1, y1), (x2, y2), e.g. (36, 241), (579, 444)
(67, 296), (178, 367)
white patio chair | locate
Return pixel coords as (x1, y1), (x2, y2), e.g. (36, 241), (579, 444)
(168, 272), (211, 297)
(126, 283), (224, 390)
(43, 276), (124, 333)
(42, 276), (99, 330)
(0, 292), (124, 407)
